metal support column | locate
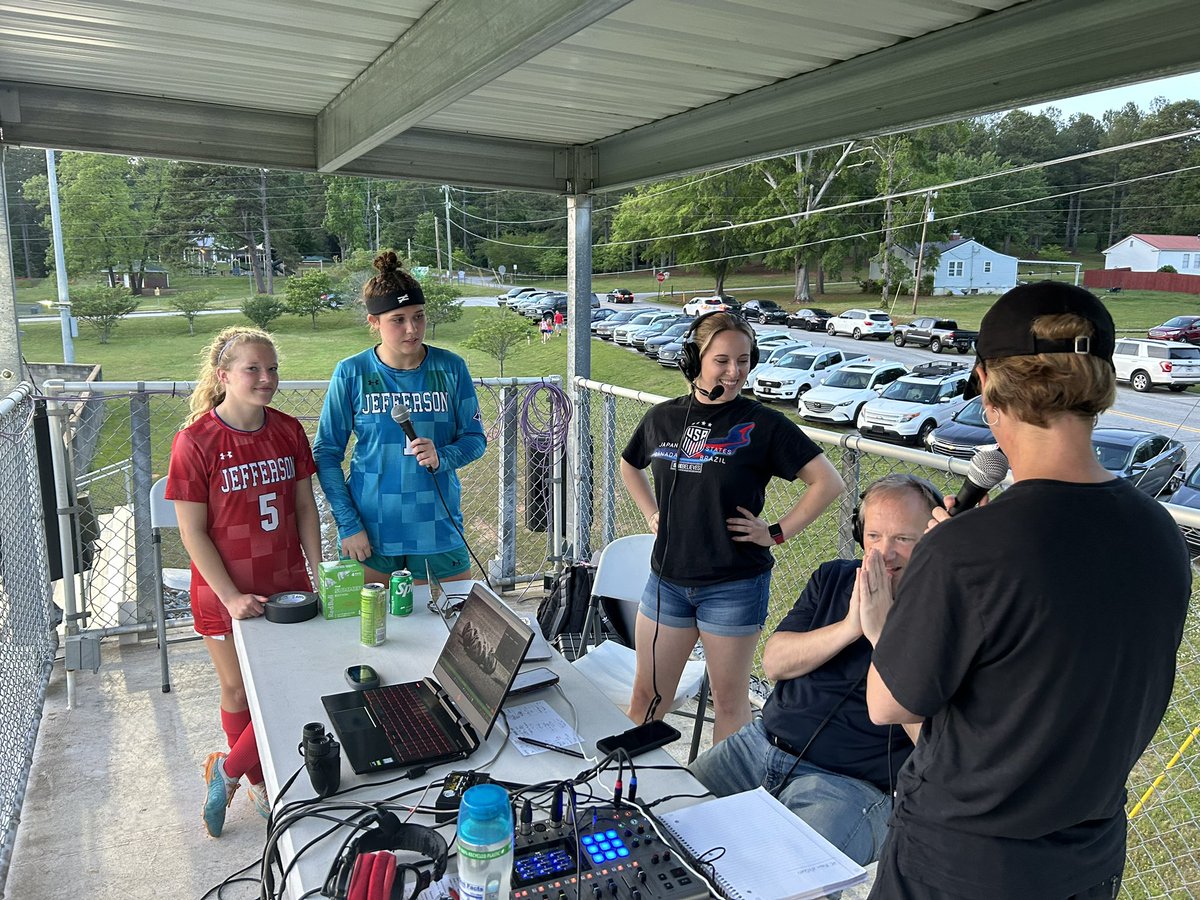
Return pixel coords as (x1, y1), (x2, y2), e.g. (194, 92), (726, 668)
(129, 389), (157, 634)
(566, 192), (594, 561)
(601, 394), (618, 547)
(0, 148), (24, 396)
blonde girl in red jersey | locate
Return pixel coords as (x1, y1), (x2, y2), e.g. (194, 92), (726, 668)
(166, 326), (322, 837)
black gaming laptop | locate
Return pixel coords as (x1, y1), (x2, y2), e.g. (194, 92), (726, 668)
(322, 584), (533, 774)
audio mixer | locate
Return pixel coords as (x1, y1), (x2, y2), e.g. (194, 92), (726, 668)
(509, 804), (710, 900)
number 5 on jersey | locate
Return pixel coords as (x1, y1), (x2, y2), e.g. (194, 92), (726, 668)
(259, 492), (279, 531)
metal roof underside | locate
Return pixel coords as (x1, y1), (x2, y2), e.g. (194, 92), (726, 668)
(1, 0), (1199, 194)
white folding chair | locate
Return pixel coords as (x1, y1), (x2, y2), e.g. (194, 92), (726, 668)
(571, 534), (709, 753)
(150, 476), (193, 693)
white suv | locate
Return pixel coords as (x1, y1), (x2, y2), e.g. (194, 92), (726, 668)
(827, 308), (894, 341)
(856, 362), (971, 445)
(1113, 338), (1200, 392)
(799, 360), (909, 425)
(744, 340), (811, 393)
(752, 347), (866, 402)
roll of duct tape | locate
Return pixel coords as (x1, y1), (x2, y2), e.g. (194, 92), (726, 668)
(264, 591), (319, 624)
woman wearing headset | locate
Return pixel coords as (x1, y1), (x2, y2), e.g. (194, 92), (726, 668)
(620, 311), (844, 742)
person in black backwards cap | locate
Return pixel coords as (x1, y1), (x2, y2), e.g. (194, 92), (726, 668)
(858, 282), (1190, 899)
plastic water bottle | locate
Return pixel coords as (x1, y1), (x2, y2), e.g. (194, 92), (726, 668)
(457, 783), (514, 900)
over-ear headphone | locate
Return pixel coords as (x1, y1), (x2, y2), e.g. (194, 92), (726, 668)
(850, 474), (944, 548)
(324, 810), (449, 900)
(676, 311), (760, 384)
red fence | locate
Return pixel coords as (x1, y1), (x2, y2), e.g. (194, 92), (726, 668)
(1083, 269), (1200, 295)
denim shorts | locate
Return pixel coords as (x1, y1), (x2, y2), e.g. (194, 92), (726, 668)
(639, 570), (771, 637)
(361, 543), (470, 582)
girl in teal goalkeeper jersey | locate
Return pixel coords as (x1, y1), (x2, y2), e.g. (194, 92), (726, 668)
(314, 252), (486, 585)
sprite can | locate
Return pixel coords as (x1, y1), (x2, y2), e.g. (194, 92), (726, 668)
(390, 569), (414, 617)
(360, 583), (387, 646)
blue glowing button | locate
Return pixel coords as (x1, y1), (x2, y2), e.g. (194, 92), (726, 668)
(598, 842), (611, 851)
(617, 849), (630, 858)
(606, 830), (618, 839)
(605, 851), (617, 860)
(591, 855), (604, 865)
(581, 836), (595, 845)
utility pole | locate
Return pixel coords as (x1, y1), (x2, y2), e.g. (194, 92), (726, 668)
(374, 200), (381, 252)
(365, 178), (372, 251)
(259, 169), (274, 294)
(911, 191), (936, 315)
(45, 150), (75, 364)
(407, 237), (413, 263)
(442, 184), (452, 278)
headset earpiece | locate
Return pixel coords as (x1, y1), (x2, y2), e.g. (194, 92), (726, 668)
(327, 813), (449, 900)
(852, 475), (944, 549)
(676, 311), (760, 384)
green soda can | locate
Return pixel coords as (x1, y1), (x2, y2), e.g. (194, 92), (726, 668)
(389, 569), (414, 616)
(360, 583), (387, 646)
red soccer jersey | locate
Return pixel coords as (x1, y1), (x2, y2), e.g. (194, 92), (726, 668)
(166, 408), (316, 614)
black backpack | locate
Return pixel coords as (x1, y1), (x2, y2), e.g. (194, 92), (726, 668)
(536, 564), (594, 640)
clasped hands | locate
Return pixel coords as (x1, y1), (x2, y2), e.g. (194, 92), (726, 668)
(855, 548), (894, 646)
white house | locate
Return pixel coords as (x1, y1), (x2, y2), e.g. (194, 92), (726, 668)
(872, 235), (1018, 295)
(1103, 234), (1200, 273)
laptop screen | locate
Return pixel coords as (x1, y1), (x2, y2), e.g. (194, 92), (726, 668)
(433, 584), (533, 740)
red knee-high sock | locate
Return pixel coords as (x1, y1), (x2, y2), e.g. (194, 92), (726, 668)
(220, 709), (264, 784)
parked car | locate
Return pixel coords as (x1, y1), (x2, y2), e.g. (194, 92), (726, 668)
(643, 321), (694, 359)
(1092, 427), (1186, 497)
(613, 310), (676, 345)
(632, 316), (689, 351)
(1148, 316), (1200, 344)
(744, 340), (811, 393)
(1113, 338), (1200, 392)
(497, 286), (538, 306)
(799, 360), (909, 425)
(1163, 463), (1200, 550)
(752, 347), (865, 402)
(683, 294), (741, 316)
(787, 307), (833, 331)
(827, 308), (894, 341)
(892, 317), (978, 354)
(524, 294), (570, 319)
(512, 291), (557, 313)
(752, 331), (796, 351)
(856, 362), (971, 445)
(591, 307), (618, 323)
(741, 299), (789, 325)
(925, 396), (994, 459)
(593, 308), (648, 339)
(656, 339), (686, 368)
(609, 288), (635, 303)
(321, 292), (343, 309)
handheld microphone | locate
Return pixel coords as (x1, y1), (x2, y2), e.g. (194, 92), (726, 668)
(949, 446), (1009, 516)
(391, 400), (436, 473)
(692, 382), (725, 401)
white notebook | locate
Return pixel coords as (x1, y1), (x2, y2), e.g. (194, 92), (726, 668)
(656, 787), (867, 900)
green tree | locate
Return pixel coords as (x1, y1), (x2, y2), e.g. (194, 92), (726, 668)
(284, 269), (333, 329)
(169, 288), (216, 336)
(323, 176), (368, 258)
(71, 285), (139, 344)
(463, 310), (531, 377)
(242, 295), (286, 330)
(24, 153), (171, 294)
(422, 281), (464, 338)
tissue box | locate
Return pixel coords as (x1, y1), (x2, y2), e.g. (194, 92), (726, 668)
(317, 560), (364, 620)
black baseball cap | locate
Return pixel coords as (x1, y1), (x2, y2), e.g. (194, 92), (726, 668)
(964, 281), (1115, 399)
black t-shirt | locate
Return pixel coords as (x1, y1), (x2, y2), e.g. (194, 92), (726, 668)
(622, 394), (822, 585)
(761, 560), (913, 792)
(872, 478), (1191, 898)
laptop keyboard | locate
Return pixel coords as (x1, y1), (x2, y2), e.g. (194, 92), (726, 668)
(365, 683), (457, 761)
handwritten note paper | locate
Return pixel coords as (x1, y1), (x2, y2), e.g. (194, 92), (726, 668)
(505, 700), (583, 756)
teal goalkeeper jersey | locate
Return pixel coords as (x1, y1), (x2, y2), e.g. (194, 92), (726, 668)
(313, 344), (487, 555)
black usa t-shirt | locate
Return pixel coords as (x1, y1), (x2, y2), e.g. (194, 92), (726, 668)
(872, 478), (1190, 899)
(622, 395), (821, 585)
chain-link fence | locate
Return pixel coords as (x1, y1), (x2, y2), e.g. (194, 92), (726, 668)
(40, 376), (568, 649)
(575, 377), (1200, 898)
(0, 384), (56, 894)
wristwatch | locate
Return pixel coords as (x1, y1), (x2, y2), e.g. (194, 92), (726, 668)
(768, 522), (785, 545)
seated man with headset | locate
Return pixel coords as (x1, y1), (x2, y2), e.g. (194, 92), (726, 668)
(688, 474), (941, 865)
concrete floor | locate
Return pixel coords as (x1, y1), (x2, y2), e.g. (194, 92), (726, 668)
(6, 612), (871, 899)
